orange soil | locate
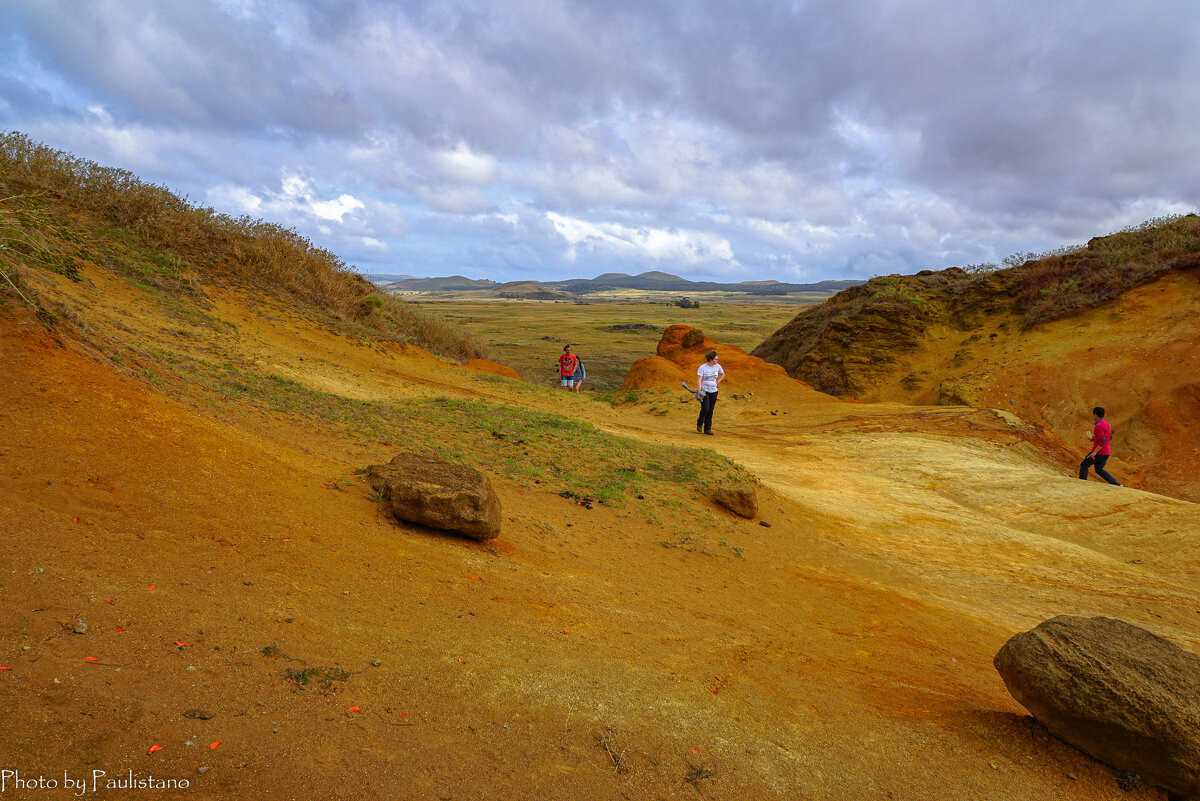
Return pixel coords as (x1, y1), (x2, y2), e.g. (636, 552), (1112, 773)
(623, 324), (804, 393)
(866, 271), (1200, 501)
(3, 267), (1199, 800)
(463, 359), (523, 381)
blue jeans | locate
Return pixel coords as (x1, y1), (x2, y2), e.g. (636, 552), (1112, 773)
(1080, 454), (1119, 485)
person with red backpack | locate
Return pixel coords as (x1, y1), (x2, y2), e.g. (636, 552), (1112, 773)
(1080, 406), (1122, 486)
(557, 344), (579, 390)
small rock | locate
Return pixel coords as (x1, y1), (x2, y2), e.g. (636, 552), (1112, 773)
(183, 709), (214, 720)
(371, 660), (382, 667)
(22, 646), (31, 651)
(713, 483), (758, 519)
(759, 521), (772, 528)
(72, 621), (88, 634)
(197, 767), (209, 775)
(186, 666), (197, 671)
(989, 762), (998, 770)
(185, 741), (195, 747)
(244, 581), (253, 586)
(1067, 773), (1078, 781)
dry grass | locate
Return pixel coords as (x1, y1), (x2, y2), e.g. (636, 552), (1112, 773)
(0, 131), (484, 360)
(1013, 213), (1200, 326)
(751, 213), (1200, 394)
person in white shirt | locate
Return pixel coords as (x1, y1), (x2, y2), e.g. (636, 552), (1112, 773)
(696, 350), (725, 435)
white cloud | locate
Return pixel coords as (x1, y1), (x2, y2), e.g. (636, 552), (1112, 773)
(547, 212), (734, 265)
(206, 172), (364, 223)
(431, 143), (498, 185)
(207, 184), (263, 213)
(310, 194), (365, 222)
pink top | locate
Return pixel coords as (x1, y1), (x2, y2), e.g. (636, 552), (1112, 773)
(1093, 419), (1112, 456)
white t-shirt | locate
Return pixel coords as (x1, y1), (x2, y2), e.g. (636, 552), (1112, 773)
(697, 362), (724, 393)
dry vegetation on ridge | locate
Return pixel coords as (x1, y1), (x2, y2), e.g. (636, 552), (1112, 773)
(0, 131), (484, 361)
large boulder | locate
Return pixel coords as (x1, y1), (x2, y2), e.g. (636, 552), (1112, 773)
(367, 453), (501, 540)
(994, 615), (1200, 798)
(713, 482), (758, 518)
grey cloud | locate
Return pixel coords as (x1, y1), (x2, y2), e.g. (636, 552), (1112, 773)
(3, 0), (1199, 282)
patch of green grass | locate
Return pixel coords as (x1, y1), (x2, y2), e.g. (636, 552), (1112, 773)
(869, 284), (928, 308)
(283, 665), (351, 691)
(660, 533), (720, 558)
(597, 389), (640, 407)
(718, 539), (746, 559)
(174, 358), (746, 507)
(685, 764), (715, 785)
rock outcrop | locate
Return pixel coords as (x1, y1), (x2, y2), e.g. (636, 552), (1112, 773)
(713, 482), (758, 518)
(622, 325), (795, 392)
(994, 615), (1200, 798)
(367, 452), (501, 540)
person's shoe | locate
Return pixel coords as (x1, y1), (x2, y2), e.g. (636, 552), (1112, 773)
(704, 430), (713, 435)
(697, 422), (703, 433)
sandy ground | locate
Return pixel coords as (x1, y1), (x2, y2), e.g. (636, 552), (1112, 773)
(2, 265), (1196, 800)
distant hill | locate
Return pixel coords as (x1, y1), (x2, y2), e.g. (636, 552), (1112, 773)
(379, 272), (862, 297)
(387, 275), (499, 291)
(491, 281), (575, 300)
(753, 213), (1200, 500)
(635, 270), (684, 281)
(364, 273), (416, 283)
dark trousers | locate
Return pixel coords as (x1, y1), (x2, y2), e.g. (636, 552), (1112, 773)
(1080, 454), (1120, 485)
(697, 391), (718, 432)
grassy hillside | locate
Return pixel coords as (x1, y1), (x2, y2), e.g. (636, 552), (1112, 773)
(0, 131), (484, 361)
(753, 214), (1200, 397)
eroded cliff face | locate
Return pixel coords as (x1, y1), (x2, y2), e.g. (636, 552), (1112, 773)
(753, 216), (1200, 500)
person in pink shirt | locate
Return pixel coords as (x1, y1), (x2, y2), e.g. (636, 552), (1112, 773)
(1079, 406), (1121, 486)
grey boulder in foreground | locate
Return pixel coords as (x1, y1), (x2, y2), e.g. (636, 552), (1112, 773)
(994, 615), (1200, 798)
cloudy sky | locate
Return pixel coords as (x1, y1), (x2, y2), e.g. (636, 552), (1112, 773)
(2, 1), (1198, 282)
